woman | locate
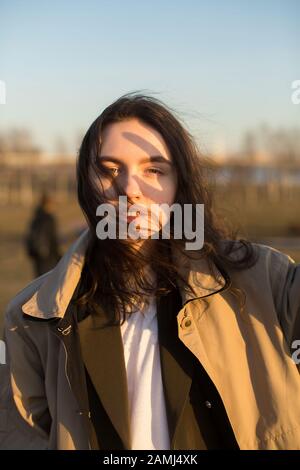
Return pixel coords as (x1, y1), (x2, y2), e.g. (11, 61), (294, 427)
(3, 93), (300, 450)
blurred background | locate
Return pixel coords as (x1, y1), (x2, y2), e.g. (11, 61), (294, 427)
(0, 0), (299, 331)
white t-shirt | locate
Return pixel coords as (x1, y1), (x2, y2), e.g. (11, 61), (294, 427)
(120, 290), (170, 450)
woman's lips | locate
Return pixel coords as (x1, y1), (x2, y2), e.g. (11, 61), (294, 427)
(127, 215), (138, 222)
(127, 209), (141, 222)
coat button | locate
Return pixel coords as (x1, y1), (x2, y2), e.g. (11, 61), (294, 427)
(180, 317), (192, 329)
(57, 325), (72, 335)
(205, 400), (212, 409)
(77, 410), (91, 418)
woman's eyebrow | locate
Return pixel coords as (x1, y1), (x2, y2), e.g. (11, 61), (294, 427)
(99, 155), (173, 166)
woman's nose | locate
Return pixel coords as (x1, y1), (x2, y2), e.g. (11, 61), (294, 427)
(123, 172), (142, 199)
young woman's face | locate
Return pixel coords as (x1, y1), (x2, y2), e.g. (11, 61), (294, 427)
(98, 118), (178, 240)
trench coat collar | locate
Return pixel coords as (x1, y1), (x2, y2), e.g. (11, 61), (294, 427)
(22, 228), (227, 319)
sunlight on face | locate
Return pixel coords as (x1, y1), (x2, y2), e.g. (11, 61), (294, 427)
(98, 118), (178, 241)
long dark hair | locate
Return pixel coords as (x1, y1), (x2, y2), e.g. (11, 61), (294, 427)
(76, 92), (258, 325)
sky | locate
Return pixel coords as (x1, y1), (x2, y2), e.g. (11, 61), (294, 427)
(0, 0), (299, 158)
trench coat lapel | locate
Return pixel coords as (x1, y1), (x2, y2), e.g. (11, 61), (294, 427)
(77, 309), (131, 450)
(78, 288), (196, 451)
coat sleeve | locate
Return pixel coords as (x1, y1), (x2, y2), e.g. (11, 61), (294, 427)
(3, 304), (51, 445)
(268, 247), (300, 361)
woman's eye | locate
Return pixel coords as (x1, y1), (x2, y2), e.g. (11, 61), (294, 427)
(146, 168), (163, 175)
(107, 167), (119, 176)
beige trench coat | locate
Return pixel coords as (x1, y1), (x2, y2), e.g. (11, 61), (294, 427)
(1, 228), (300, 449)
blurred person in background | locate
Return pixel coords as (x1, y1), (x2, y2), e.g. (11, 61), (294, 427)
(25, 192), (61, 276)
(2, 93), (300, 450)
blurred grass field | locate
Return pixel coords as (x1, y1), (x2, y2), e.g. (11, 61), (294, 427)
(0, 190), (299, 334)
